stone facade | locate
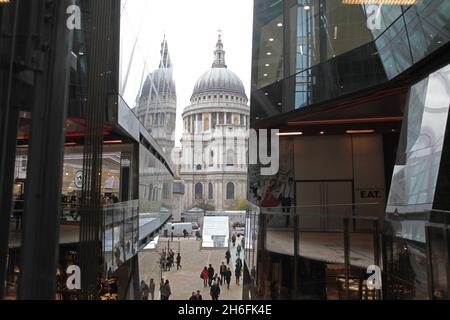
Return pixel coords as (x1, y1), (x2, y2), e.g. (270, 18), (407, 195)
(178, 35), (249, 211)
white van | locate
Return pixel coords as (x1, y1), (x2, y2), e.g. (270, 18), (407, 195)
(162, 222), (193, 237)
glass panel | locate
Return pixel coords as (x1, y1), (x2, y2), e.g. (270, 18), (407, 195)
(428, 227), (449, 299)
(253, 0), (284, 90)
(386, 63), (450, 243)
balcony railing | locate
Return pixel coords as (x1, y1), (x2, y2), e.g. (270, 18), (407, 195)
(245, 203), (383, 300)
(102, 200), (139, 276)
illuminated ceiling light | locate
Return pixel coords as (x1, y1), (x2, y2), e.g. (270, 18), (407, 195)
(266, 52), (272, 56)
(277, 102), (282, 106)
(263, 74), (268, 77)
(264, 92), (269, 96)
(265, 63), (270, 67)
(277, 23), (283, 27)
(277, 132), (303, 136)
(0, 0), (11, 4)
(320, 131), (325, 135)
(304, 5), (311, 10)
(104, 140), (123, 144)
(268, 38), (274, 42)
(341, 0), (417, 4)
(346, 129), (375, 134)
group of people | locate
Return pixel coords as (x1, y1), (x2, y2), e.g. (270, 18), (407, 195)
(140, 278), (173, 300)
(159, 249), (182, 272)
(231, 234), (245, 255)
(101, 193), (119, 205)
(188, 290), (203, 300)
(141, 235), (246, 301)
(197, 249), (244, 300)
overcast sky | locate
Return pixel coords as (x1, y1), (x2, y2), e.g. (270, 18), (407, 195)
(120, 0), (254, 146)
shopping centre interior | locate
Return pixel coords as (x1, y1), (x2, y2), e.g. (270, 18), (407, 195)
(244, 0), (450, 300)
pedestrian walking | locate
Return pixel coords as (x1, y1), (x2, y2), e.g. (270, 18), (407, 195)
(231, 234), (236, 247)
(170, 249), (175, 267)
(235, 256), (242, 271)
(189, 291), (198, 300)
(200, 266), (209, 288)
(166, 256), (172, 271)
(159, 278), (165, 299)
(225, 250), (231, 265)
(196, 290), (203, 300)
(207, 264), (215, 287)
(219, 262), (227, 286)
(213, 273), (221, 286)
(235, 267), (241, 286)
(161, 280), (172, 300)
(149, 278), (155, 300)
(236, 244), (242, 257)
(176, 253), (182, 270)
(210, 280), (221, 301)
(140, 280), (149, 300)
(225, 267), (232, 290)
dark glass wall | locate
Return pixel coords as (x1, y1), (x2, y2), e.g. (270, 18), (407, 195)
(384, 63), (450, 300)
(251, 0), (450, 123)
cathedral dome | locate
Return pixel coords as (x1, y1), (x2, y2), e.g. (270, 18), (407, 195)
(141, 68), (175, 98)
(193, 68), (245, 97)
(191, 35), (246, 99)
(140, 37), (176, 100)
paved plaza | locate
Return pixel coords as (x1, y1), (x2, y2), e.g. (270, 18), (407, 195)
(139, 236), (245, 300)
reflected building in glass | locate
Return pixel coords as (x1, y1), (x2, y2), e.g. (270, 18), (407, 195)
(245, 0), (450, 300)
(0, 0), (176, 300)
(136, 37), (177, 158)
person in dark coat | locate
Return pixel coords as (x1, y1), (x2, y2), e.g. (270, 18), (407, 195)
(219, 262), (227, 286)
(210, 280), (221, 300)
(176, 253), (182, 270)
(140, 280), (149, 300)
(189, 291), (198, 300)
(235, 267), (241, 286)
(149, 278), (156, 300)
(235, 257), (242, 271)
(160, 280), (171, 300)
(225, 250), (231, 265)
(224, 267), (232, 290)
(207, 264), (215, 287)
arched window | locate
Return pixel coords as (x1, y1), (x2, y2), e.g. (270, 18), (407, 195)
(208, 183), (213, 200)
(195, 183), (203, 200)
(204, 116), (210, 131)
(226, 149), (234, 167)
(226, 182), (235, 200)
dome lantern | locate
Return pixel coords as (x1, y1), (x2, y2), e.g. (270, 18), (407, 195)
(212, 32), (227, 68)
(191, 33), (247, 99)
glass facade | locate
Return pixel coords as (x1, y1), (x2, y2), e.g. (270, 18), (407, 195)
(247, 0), (450, 301)
(251, 0), (450, 122)
(384, 63), (450, 300)
(0, 0), (176, 300)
